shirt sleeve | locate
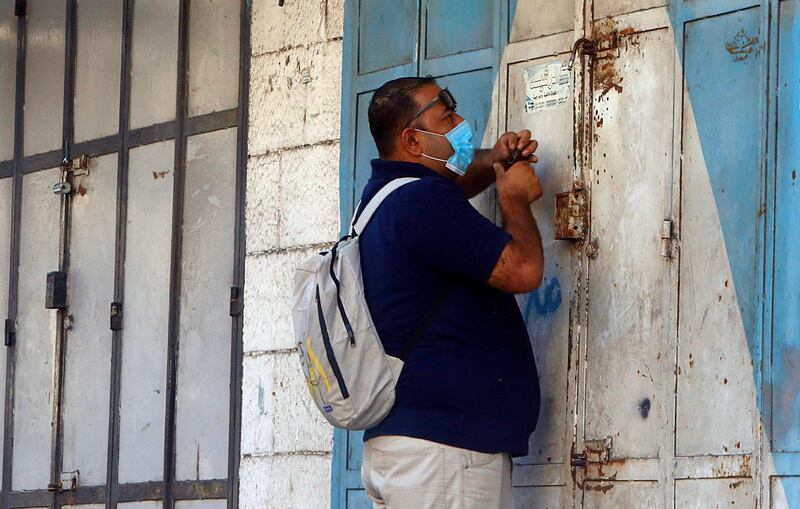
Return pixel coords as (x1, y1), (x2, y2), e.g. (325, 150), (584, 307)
(393, 178), (511, 283)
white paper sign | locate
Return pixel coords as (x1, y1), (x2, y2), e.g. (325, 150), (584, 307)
(523, 61), (571, 113)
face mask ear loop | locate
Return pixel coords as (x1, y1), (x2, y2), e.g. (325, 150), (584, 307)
(420, 153), (448, 163)
(413, 128), (446, 138)
(414, 129), (452, 164)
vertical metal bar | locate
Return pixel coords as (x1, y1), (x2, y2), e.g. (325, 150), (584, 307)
(331, 1), (358, 504)
(164, 0), (190, 507)
(50, 2), (78, 508)
(761, 0), (780, 506)
(757, 1), (778, 505)
(665, 2), (685, 508)
(61, 0), (78, 165)
(50, 158), (72, 509)
(568, 0), (591, 506)
(226, 1), (250, 507)
(106, 0), (134, 507)
(62, 0), (76, 165)
(1, 3), (27, 505)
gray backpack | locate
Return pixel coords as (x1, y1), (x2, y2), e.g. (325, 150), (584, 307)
(292, 177), (421, 430)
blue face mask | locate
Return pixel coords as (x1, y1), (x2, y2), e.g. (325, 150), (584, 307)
(415, 120), (475, 176)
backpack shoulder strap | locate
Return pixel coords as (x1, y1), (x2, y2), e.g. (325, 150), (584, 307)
(349, 177), (419, 236)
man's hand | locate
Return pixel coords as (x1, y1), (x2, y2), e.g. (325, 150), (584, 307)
(456, 129), (540, 198)
(490, 130), (539, 166)
(493, 161), (543, 204)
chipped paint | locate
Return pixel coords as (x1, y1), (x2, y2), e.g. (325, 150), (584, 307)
(724, 28), (759, 62)
(583, 481), (614, 494)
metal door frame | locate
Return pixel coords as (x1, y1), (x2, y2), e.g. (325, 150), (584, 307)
(0, 1), (250, 507)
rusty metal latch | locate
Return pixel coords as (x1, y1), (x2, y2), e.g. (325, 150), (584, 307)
(567, 38), (597, 70)
(566, 31), (621, 70)
(591, 24), (622, 61)
(63, 154), (90, 176)
(554, 180), (589, 240)
(570, 452), (588, 467)
(53, 155), (90, 195)
(571, 437), (612, 468)
(48, 470), (79, 492)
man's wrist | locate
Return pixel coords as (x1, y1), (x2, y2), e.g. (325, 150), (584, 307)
(473, 148), (492, 169)
(498, 188), (531, 211)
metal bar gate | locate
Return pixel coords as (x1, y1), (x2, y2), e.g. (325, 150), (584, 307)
(0, 1), (250, 508)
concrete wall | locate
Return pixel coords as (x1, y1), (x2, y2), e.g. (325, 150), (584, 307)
(240, 1), (344, 507)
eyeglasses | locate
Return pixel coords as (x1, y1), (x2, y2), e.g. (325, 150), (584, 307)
(404, 88), (457, 128)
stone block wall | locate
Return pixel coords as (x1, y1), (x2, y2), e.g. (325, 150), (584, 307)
(240, 1), (344, 507)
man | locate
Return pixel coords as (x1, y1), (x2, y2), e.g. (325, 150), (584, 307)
(357, 76), (544, 509)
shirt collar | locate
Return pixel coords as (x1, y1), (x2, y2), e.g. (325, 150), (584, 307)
(370, 158), (444, 181)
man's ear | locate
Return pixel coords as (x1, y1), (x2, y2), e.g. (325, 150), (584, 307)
(399, 127), (423, 157)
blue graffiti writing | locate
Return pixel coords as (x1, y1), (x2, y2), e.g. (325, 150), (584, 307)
(525, 277), (562, 321)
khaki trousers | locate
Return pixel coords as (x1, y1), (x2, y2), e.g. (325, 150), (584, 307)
(361, 435), (514, 509)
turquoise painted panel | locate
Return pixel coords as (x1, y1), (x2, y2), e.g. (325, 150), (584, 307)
(435, 68), (494, 148)
(346, 428), (365, 471)
(353, 91), (379, 209)
(772, 0), (800, 455)
(358, 0), (417, 75)
(775, 477), (800, 509)
(346, 489), (374, 508)
(683, 8), (763, 365)
(425, 0), (494, 59)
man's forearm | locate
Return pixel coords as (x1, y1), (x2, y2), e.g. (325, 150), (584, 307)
(456, 149), (496, 198)
(498, 194), (544, 286)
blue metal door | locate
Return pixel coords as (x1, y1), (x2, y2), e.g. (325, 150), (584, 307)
(335, 1), (503, 506)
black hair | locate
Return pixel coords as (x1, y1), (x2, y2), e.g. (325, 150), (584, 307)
(367, 76), (437, 158)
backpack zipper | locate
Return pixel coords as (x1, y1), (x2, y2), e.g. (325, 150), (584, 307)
(316, 285), (350, 399)
(329, 244), (356, 347)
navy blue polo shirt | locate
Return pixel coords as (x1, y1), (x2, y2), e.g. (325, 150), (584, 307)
(359, 158), (540, 456)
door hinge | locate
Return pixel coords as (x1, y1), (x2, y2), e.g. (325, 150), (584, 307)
(229, 286), (242, 317)
(660, 219), (673, 259)
(4, 319), (15, 347)
(571, 437), (613, 468)
(47, 470), (79, 492)
(110, 301), (123, 331)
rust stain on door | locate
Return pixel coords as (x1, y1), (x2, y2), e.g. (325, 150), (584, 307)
(724, 28), (759, 62)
